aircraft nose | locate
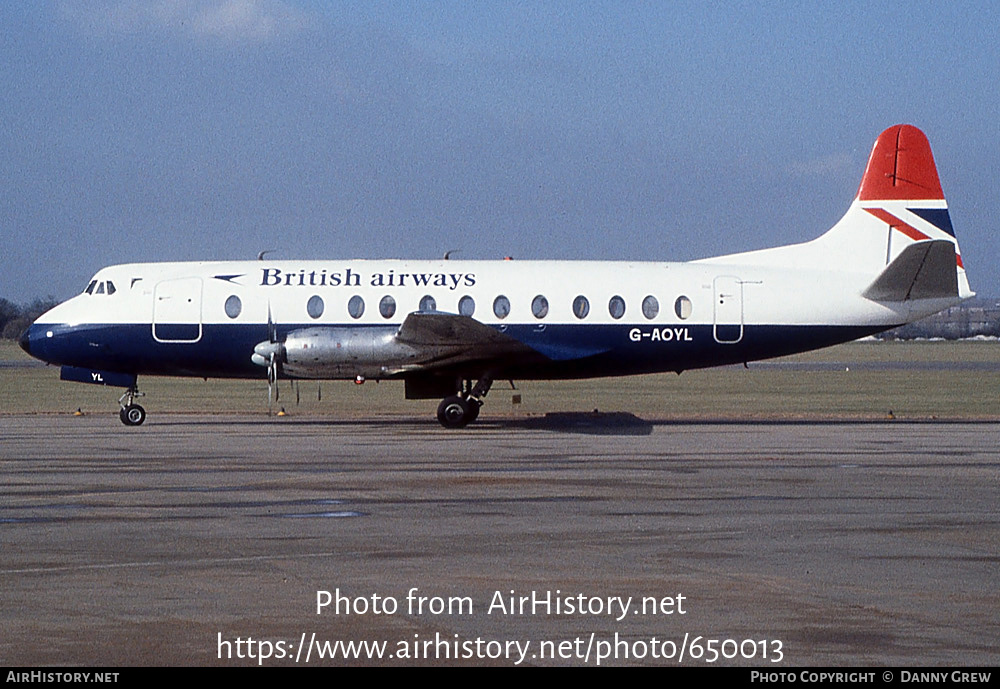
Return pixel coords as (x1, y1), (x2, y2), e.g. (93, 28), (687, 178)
(18, 327), (31, 356)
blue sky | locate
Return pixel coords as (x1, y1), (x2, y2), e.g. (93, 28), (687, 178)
(3, 1), (998, 303)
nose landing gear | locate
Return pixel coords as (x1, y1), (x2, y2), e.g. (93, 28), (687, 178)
(119, 386), (146, 426)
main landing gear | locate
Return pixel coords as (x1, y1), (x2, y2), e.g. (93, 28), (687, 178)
(436, 376), (492, 429)
(119, 386), (146, 426)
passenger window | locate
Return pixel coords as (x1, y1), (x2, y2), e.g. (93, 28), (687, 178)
(379, 295), (396, 319)
(225, 295), (242, 319)
(609, 295), (625, 320)
(642, 295), (659, 320)
(459, 295), (475, 317)
(531, 295), (549, 319)
(572, 295), (589, 319)
(675, 295), (692, 320)
(419, 295), (437, 312)
(348, 295), (365, 319)
(307, 295), (324, 319)
(493, 295), (510, 319)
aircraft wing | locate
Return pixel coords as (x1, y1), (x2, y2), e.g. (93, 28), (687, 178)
(396, 311), (526, 349)
(390, 311), (539, 370)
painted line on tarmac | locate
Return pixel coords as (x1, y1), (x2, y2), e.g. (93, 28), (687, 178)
(0, 551), (350, 576)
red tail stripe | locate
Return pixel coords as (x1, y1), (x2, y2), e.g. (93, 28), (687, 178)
(864, 208), (963, 269)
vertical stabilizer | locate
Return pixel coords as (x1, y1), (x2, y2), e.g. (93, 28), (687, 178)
(852, 125), (971, 298)
(694, 126), (971, 301)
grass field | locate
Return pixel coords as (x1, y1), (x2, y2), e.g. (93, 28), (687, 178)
(2, 339), (999, 420)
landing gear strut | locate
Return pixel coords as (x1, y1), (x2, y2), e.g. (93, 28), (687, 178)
(118, 386), (146, 426)
(436, 376), (492, 429)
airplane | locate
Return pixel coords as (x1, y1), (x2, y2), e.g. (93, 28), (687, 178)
(19, 124), (972, 428)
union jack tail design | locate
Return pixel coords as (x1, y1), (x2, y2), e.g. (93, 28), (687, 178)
(816, 124), (973, 301)
(677, 125), (969, 302)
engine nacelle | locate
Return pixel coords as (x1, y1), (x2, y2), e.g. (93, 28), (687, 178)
(280, 327), (422, 379)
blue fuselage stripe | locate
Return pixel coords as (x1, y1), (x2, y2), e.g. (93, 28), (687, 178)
(25, 321), (891, 381)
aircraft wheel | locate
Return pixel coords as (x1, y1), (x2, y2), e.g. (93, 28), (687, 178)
(437, 396), (472, 429)
(467, 399), (482, 423)
(120, 404), (146, 426)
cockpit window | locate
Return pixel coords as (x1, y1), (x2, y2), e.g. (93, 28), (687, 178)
(85, 280), (118, 296)
(86, 280), (118, 295)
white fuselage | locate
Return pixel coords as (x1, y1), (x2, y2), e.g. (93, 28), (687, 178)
(27, 256), (952, 382)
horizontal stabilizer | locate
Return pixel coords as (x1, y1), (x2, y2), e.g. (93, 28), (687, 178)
(862, 240), (958, 302)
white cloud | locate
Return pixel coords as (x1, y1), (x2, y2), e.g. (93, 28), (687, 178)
(60, 0), (313, 44)
(787, 152), (855, 177)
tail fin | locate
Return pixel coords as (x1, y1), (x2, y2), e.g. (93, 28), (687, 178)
(858, 124), (947, 202)
(852, 124), (972, 299)
(694, 125), (972, 300)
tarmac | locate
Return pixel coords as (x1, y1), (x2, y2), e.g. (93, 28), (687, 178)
(1, 413), (998, 666)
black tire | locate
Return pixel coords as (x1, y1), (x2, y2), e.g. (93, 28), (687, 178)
(467, 399), (482, 423)
(120, 404), (146, 426)
(437, 396), (471, 429)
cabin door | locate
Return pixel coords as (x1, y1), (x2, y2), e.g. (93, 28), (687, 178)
(152, 277), (203, 343)
(713, 275), (743, 344)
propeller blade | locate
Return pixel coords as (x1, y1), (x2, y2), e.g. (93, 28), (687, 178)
(266, 300), (278, 415)
(267, 352), (277, 415)
(267, 302), (277, 343)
